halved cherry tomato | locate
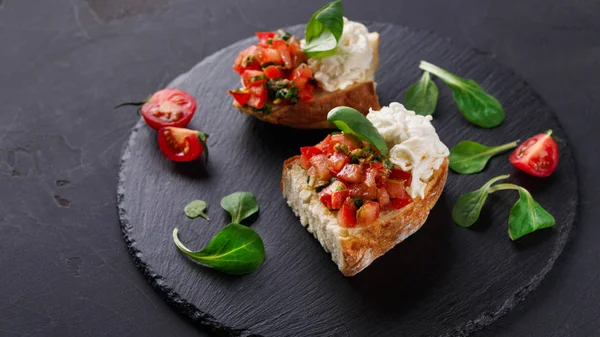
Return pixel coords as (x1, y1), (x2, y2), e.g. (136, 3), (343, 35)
(263, 65), (284, 79)
(509, 130), (559, 177)
(299, 83), (314, 102)
(337, 164), (364, 183)
(241, 70), (267, 88)
(247, 85), (267, 109)
(137, 89), (196, 131)
(228, 89), (250, 106)
(357, 201), (380, 226)
(300, 146), (323, 169)
(338, 198), (357, 228)
(273, 39), (293, 69)
(256, 32), (276, 45)
(157, 127), (208, 162)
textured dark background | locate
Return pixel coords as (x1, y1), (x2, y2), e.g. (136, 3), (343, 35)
(1, 0), (599, 336)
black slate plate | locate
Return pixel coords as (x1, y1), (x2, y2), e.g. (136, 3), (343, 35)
(117, 24), (578, 337)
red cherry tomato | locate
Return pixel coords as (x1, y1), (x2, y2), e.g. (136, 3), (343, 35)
(157, 127), (208, 162)
(120, 89), (196, 131)
(509, 130), (559, 177)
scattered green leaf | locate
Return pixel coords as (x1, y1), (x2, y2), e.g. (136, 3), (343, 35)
(452, 174), (509, 227)
(197, 132), (209, 163)
(220, 192), (259, 224)
(303, 1), (344, 57)
(327, 106), (388, 155)
(419, 61), (505, 128)
(404, 71), (439, 115)
(184, 200), (209, 220)
(172, 224), (265, 274)
(449, 140), (519, 174)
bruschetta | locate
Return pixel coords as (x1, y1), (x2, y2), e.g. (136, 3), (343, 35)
(229, 18), (380, 129)
(281, 103), (450, 276)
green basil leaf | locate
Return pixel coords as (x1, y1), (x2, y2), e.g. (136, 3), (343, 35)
(452, 174), (510, 227)
(172, 224), (265, 274)
(303, 0), (343, 57)
(449, 140), (518, 174)
(184, 200), (209, 220)
(327, 106), (388, 156)
(404, 71), (438, 116)
(420, 61), (505, 128)
(220, 192), (259, 224)
(508, 188), (555, 240)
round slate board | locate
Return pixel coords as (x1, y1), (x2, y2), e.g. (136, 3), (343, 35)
(117, 24), (578, 336)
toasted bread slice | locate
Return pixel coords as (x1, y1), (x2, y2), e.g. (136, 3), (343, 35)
(281, 156), (449, 276)
(234, 32), (381, 129)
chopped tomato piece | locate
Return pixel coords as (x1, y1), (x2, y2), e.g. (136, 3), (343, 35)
(386, 179), (409, 199)
(319, 189), (333, 210)
(364, 167), (378, 188)
(348, 183), (377, 200)
(319, 180), (348, 210)
(328, 152), (350, 174)
(300, 146), (323, 169)
(331, 134), (361, 151)
(337, 164), (363, 183)
(288, 39), (307, 67)
(390, 197), (412, 210)
(272, 39), (293, 69)
(247, 85), (267, 109)
(338, 198), (357, 228)
(291, 63), (313, 79)
(263, 65), (284, 79)
(357, 201), (380, 226)
(378, 187), (391, 208)
(242, 70), (266, 88)
(310, 154), (331, 181)
(298, 83), (313, 101)
(258, 47), (283, 66)
(256, 32), (276, 45)
(389, 168), (412, 182)
(233, 45), (261, 74)
(316, 134), (333, 154)
(228, 89), (251, 106)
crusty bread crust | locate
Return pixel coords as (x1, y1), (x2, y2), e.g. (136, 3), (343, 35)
(237, 81), (380, 129)
(281, 155), (449, 276)
(234, 32), (381, 129)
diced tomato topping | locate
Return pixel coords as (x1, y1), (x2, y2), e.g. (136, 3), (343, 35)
(263, 65), (284, 79)
(348, 183), (377, 200)
(390, 197), (412, 210)
(331, 134), (361, 151)
(299, 83), (313, 101)
(288, 39), (307, 68)
(319, 180), (348, 210)
(256, 32), (276, 45)
(319, 189), (333, 210)
(258, 48), (283, 66)
(357, 201), (380, 227)
(300, 146), (323, 169)
(385, 179), (409, 199)
(233, 45), (261, 74)
(328, 152), (350, 174)
(338, 198), (357, 228)
(241, 70), (266, 88)
(291, 63), (313, 79)
(247, 85), (266, 109)
(316, 134), (333, 154)
(389, 168), (412, 182)
(227, 89), (251, 106)
(337, 164), (363, 183)
(272, 39), (293, 69)
(310, 154), (331, 181)
(377, 187), (391, 208)
(364, 167), (378, 188)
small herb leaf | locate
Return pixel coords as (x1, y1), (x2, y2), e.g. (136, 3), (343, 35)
(303, 0), (344, 57)
(184, 200), (209, 220)
(327, 106), (388, 156)
(198, 132), (209, 163)
(404, 71), (438, 116)
(172, 224), (265, 274)
(452, 174), (510, 227)
(420, 61), (505, 128)
(220, 192), (259, 224)
(449, 140), (518, 174)
(508, 189), (555, 240)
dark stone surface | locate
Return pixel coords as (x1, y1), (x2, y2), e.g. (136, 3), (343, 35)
(1, 0), (599, 336)
(118, 24), (577, 336)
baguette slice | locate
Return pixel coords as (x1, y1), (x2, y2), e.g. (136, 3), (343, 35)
(281, 156), (449, 276)
(234, 32), (381, 129)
